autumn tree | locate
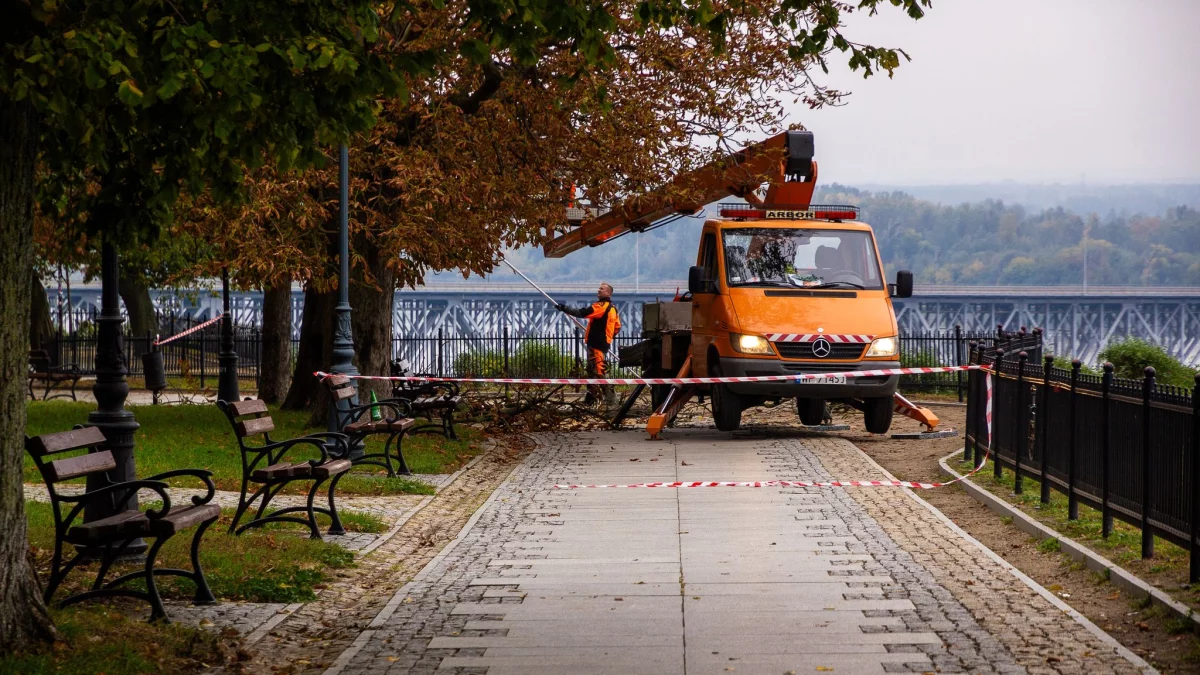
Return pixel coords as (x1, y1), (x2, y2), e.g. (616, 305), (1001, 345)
(191, 0), (934, 412)
(1, 0), (396, 651)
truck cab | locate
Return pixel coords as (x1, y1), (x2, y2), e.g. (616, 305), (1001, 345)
(686, 205), (913, 432)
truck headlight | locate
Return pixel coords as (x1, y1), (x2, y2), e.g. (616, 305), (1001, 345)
(865, 336), (898, 358)
(733, 334), (773, 355)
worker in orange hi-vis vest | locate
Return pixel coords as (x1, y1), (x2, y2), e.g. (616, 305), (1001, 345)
(557, 283), (622, 406)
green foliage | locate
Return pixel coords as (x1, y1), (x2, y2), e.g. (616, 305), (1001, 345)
(1099, 337), (1198, 388)
(6, 1), (400, 245)
(452, 349), (505, 377)
(1036, 537), (1061, 554)
(512, 342), (576, 377)
(24, 401), (480, 492)
(1050, 356), (1100, 375)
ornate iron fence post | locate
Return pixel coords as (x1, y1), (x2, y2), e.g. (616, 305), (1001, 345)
(437, 327), (444, 377)
(1102, 362), (1114, 538)
(1014, 351), (1027, 495)
(1191, 373), (1199, 583)
(994, 348), (1006, 480)
(1039, 355), (1052, 504)
(955, 324), (964, 402)
(1141, 366), (1155, 559)
(964, 341), (977, 464)
(503, 325), (510, 399)
(1068, 360), (1081, 520)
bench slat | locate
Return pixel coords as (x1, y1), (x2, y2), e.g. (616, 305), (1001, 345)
(47, 450), (117, 482)
(237, 416), (275, 437)
(30, 427), (107, 455)
(228, 399), (269, 416)
(332, 385), (357, 401)
(326, 374), (351, 386)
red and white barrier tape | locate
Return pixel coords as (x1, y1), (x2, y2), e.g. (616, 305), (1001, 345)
(153, 313), (227, 346)
(554, 372), (994, 490)
(315, 364), (984, 387)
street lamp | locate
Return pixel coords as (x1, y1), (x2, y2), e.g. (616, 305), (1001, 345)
(328, 144), (362, 458)
(84, 241), (143, 556)
(218, 267), (240, 403)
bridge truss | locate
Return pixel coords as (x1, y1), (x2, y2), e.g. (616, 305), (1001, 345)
(56, 284), (1200, 366)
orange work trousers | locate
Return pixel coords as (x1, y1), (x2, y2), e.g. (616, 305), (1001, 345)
(586, 348), (611, 404)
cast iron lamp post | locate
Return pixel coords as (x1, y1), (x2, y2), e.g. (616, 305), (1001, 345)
(84, 241), (144, 555)
(328, 144), (362, 458)
(218, 268), (240, 403)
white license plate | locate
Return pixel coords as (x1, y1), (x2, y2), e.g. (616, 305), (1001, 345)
(799, 374), (846, 385)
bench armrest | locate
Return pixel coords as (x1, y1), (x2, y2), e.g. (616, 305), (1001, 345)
(257, 435), (334, 467)
(59, 479), (173, 524)
(142, 469), (216, 506)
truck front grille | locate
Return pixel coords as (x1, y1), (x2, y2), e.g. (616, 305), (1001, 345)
(774, 342), (865, 360)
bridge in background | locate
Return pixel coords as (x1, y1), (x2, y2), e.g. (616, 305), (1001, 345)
(56, 284), (1200, 366)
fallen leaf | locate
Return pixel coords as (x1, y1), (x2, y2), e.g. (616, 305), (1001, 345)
(816, 667), (834, 672)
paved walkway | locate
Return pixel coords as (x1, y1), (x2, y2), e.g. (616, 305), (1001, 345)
(322, 430), (1151, 675)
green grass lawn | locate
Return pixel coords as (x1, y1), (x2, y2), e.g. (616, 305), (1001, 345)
(24, 401), (481, 495)
(0, 606), (234, 675)
(24, 501), (377, 604)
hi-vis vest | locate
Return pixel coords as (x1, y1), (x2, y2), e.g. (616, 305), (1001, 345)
(583, 301), (621, 350)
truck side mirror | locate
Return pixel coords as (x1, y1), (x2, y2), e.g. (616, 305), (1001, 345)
(892, 270), (913, 298)
(688, 266), (711, 295)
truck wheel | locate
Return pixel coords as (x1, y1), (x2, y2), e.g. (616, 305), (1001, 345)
(863, 397), (894, 434)
(796, 398), (827, 426)
(711, 384), (743, 432)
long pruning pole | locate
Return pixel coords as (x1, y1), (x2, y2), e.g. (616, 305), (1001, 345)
(501, 259), (586, 330)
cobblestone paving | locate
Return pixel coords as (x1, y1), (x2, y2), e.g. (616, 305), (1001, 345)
(322, 430), (1150, 675)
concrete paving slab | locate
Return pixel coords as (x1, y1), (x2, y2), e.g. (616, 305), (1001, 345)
(326, 430), (1148, 675)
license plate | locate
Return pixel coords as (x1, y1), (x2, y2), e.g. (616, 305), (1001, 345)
(798, 374), (846, 385)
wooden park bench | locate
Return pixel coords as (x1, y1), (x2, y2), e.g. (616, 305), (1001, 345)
(26, 426), (221, 622)
(322, 374), (417, 477)
(389, 362), (463, 440)
(218, 399), (354, 539)
(28, 348), (82, 401)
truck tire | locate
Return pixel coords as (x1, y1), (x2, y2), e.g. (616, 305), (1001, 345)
(796, 398), (827, 426)
(711, 384), (743, 432)
(863, 397), (894, 434)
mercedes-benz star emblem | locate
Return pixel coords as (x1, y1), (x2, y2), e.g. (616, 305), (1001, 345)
(811, 338), (832, 358)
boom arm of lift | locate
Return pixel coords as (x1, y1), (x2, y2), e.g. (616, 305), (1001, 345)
(548, 130), (940, 433)
(543, 130), (819, 258)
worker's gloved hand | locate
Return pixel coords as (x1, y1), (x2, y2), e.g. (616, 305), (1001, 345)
(555, 303), (567, 312)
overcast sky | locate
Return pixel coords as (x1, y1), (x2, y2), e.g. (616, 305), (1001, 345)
(797, 0), (1200, 186)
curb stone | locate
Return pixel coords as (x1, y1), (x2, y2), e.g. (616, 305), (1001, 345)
(841, 440), (1156, 673)
(939, 447), (1200, 635)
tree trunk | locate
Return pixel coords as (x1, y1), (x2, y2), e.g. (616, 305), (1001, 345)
(349, 240), (395, 403)
(0, 99), (58, 652)
(29, 273), (54, 351)
(258, 283), (293, 403)
(118, 273), (156, 336)
(281, 285), (334, 413)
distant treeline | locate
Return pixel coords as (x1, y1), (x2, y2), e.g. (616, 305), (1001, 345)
(821, 184), (1200, 286)
(493, 184), (1200, 287)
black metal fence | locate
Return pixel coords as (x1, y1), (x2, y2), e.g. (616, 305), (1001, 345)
(39, 322), (1015, 398)
(38, 318), (264, 389)
(963, 333), (1199, 582)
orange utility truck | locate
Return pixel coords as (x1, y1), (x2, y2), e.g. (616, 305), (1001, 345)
(544, 131), (939, 436)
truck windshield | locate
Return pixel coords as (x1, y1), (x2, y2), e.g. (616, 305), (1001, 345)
(722, 228), (883, 290)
